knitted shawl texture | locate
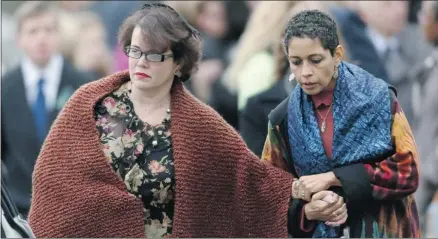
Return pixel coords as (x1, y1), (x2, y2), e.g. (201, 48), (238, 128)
(28, 70), (293, 238)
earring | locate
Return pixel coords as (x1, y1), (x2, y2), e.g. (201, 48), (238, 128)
(175, 71), (182, 78)
(289, 73), (295, 82)
(332, 65), (339, 80)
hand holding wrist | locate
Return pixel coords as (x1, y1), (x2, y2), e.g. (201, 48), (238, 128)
(326, 172), (342, 187)
(304, 203), (314, 221)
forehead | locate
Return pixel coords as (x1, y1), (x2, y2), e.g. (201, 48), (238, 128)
(21, 12), (56, 27)
(130, 25), (169, 51)
(287, 37), (328, 57)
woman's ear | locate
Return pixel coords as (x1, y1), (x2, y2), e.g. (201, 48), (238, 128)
(174, 59), (184, 73)
(334, 45), (344, 65)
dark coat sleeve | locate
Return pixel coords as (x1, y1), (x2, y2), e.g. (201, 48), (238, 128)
(239, 96), (269, 157)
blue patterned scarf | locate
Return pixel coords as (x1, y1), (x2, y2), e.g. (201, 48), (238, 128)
(287, 61), (394, 237)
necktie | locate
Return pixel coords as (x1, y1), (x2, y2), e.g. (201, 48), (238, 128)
(32, 77), (48, 142)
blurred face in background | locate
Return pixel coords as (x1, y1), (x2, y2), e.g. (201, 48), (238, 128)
(17, 12), (60, 68)
(197, 1), (228, 39)
(359, 1), (408, 37)
(419, 1), (438, 44)
(58, 1), (93, 11)
(74, 24), (112, 75)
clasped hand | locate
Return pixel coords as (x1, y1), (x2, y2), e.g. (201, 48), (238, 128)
(292, 172), (339, 201)
(291, 173), (346, 227)
(304, 191), (348, 227)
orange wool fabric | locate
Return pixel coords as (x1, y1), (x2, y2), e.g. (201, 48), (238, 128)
(28, 70), (294, 238)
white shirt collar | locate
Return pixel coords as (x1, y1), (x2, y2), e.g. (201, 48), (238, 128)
(21, 54), (64, 111)
(366, 27), (400, 58)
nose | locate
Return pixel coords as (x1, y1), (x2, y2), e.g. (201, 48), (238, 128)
(301, 61), (313, 78)
(135, 54), (150, 68)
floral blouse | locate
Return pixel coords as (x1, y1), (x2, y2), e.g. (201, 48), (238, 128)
(94, 82), (175, 238)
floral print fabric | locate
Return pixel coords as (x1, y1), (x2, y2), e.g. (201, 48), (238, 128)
(94, 82), (175, 238)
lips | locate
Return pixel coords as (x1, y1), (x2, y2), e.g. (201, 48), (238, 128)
(302, 82), (317, 90)
(134, 72), (151, 78)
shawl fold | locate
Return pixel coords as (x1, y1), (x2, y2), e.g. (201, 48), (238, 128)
(287, 62), (394, 238)
(28, 70), (293, 238)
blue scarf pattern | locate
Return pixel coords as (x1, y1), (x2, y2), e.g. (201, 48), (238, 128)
(287, 62), (394, 237)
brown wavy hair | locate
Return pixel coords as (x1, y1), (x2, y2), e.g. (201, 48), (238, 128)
(118, 3), (202, 82)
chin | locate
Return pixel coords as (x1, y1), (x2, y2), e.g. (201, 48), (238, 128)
(301, 86), (323, 96)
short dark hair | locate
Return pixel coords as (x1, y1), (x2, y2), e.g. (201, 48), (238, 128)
(118, 3), (202, 82)
(283, 10), (339, 56)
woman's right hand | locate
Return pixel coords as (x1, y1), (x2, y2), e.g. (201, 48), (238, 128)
(303, 191), (348, 227)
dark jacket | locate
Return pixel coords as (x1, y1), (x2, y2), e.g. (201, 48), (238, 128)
(1, 58), (91, 216)
(208, 80), (239, 130)
(240, 77), (295, 157)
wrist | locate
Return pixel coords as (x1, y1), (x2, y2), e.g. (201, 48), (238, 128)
(304, 204), (313, 221)
(327, 172), (341, 187)
(292, 179), (300, 199)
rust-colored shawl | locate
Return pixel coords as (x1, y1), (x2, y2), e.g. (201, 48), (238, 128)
(28, 70), (293, 238)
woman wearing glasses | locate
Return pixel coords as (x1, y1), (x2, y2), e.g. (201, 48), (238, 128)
(27, 3), (342, 238)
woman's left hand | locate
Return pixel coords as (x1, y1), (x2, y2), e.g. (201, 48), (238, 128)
(297, 172), (341, 201)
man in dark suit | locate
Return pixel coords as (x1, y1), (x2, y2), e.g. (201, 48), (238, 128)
(332, 1), (433, 125)
(1, 1), (91, 217)
(413, 1), (438, 235)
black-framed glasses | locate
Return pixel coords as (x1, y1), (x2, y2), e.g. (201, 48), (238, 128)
(125, 46), (173, 62)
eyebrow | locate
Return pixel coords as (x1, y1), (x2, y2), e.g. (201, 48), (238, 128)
(129, 45), (164, 54)
(289, 53), (325, 58)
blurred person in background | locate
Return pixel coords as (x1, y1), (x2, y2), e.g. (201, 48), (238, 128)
(70, 11), (113, 79)
(27, 3), (318, 238)
(1, 1), (91, 218)
(240, 1), (350, 157)
(413, 0), (438, 236)
(334, 1), (433, 124)
(56, 0), (94, 12)
(262, 9), (420, 237)
(164, 1), (224, 102)
(209, 1), (297, 130)
(191, 1), (251, 102)
(56, 1), (99, 62)
(222, 1), (297, 111)
(149, 1), (251, 103)
(1, 11), (21, 71)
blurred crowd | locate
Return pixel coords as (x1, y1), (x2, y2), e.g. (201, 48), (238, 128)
(1, 0), (438, 237)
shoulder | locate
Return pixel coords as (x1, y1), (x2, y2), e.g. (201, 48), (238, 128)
(61, 59), (94, 85)
(268, 96), (289, 128)
(183, 87), (241, 136)
(410, 53), (438, 82)
(342, 61), (391, 95)
(2, 65), (21, 85)
(61, 72), (128, 112)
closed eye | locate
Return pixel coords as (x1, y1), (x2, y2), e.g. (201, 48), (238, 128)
(291, 59), (302, 65)
(310, 59), (322, 64)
